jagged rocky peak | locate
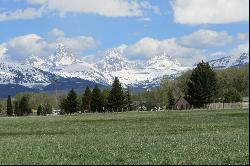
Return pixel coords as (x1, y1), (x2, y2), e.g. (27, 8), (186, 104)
(49, 43), (78, 66)
(94, 47), (131, 72)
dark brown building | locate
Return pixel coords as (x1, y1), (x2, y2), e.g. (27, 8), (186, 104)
(175, 96), (191, 110)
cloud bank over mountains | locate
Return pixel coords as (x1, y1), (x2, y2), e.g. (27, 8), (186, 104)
(0, 28), (248, 66)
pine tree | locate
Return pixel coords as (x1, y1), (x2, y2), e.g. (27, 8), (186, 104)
(20, 96), (31, 116)
(81, 86), (92, 112)
(7, 95), (13, 116)
(167, 88), (175, 110)
(91, 85), (104, 113)
(107, 77), (125, 112)
(14, 101), (21, 116)
(64, 89), (79, 114)
(37, 105), (43, 116)
(187, 61), (218, 108)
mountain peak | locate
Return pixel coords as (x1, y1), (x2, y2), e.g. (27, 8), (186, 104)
(208, 51), (249, 68)
(49, 43), (78, 66)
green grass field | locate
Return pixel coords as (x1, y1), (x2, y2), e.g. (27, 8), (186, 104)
(0, 109), (249, 165)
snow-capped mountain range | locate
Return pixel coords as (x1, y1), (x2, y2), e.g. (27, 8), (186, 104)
(208, 52), (249, 68)
(0, 43), (249, 96)
(15, 43), (189, 88)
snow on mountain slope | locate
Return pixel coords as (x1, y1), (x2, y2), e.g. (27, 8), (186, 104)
(52, 61), (110, 85)
(209, 51), (249, 68)
(0, 61), (55, 88)
(109, 52), (188, 86)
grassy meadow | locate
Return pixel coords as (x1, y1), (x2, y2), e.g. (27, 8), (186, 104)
(0, 109), (249, 165)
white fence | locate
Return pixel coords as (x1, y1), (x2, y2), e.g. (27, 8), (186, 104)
(207, 102), (249, 110)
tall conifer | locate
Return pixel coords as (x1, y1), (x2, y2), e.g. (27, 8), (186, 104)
(81, 86), (92, 112)
(7, 95), (13, 116)
(91, 85), (104, 113)
(187, 61), (218, 107)
(107, 77), (125, 112)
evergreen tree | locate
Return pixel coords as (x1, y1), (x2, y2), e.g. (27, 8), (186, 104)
(81, 86), (92, 112)
(167, 88), (175, 110)
(91, 85), (104, 113)
(107, 77), (125, 112)
(7, 95), (13, 116)
(187, 61), (218, 108)
(37, 105), (43, 116)
(20, 96), (31, 115)
(14, 101), (21, 116)
(65, 89), (79, 114)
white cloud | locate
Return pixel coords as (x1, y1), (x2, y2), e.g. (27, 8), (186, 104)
(123, 37), (205, 65)
(27, 0), (159, 17)
(178, 29), (233, 49)
(0, 0), (160, 22)
(237, 33), (249, 41)
(5, 34), (47, 60)
(139, 1), (161, 15)
(54, 36), (99, 52)
(0, 44), (7, 59)
(172, 0), (249, 24)
(48, 28), (65, 37)
(3, 32), (98, 61)
(0, 7), (45, 22)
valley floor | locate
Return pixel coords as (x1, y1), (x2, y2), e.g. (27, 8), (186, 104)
(0, 109), (249, 165)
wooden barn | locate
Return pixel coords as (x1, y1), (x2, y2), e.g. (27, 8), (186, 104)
(175, 96), (191, 110)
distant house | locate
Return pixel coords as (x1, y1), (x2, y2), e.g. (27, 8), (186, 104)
(31, 108), (37, 116)
(52, 109), (61, 115)
(175, 96), (191, 110)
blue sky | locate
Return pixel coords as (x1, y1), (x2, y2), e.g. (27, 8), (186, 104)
(0, 0), (249, 65)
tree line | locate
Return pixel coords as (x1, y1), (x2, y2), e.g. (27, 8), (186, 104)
(59, 77), (132, 114)
(1, 77), (132, 116)
(4, 95), (53, 116)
